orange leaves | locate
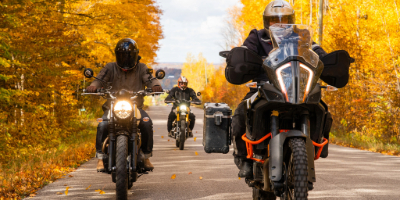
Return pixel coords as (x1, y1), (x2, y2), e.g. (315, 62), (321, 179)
(95, 189), (105, 195)
(65, 186), (70, 195)
(188, 172), (192, 175)
(86, 185), (92, 190)
(199, 176), (203, 180)
(195, 152), (199, 156)
(171, 174), (176, 179)
(194, 137), (197, 141)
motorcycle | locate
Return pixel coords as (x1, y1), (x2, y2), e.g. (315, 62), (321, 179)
(166, 98), (201, 150)
(82, 68), (165, 200)
(220, 24), (353, 199)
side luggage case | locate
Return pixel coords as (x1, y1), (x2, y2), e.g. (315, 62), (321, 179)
(203, 103), (232, 154)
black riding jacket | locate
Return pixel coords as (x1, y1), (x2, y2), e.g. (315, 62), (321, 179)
(241, 29), (328, 99)
(243, 29), (328, 83)
(164, 87), (201, 108)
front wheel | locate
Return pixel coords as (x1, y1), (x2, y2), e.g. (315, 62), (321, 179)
(252, 188), (276, 200)
(116, 136), (129, 200)
(179, 120), (186, 150)
(282, 138), (308, 200)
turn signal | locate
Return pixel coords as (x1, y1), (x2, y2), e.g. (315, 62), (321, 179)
(97, 118), (103, 122)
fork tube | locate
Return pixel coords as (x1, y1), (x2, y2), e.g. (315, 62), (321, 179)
(108, 102), (115, 172)
(131, 117), (137, 172)
(301, 110), (310, 137)
(271, 111), (279, 137)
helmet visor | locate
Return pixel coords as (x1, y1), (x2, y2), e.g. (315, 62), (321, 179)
(116, 50), (138, 69)
(263, 14), (295, 30)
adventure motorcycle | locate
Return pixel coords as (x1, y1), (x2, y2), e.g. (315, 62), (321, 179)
(82, 68), (165, 200)
(220, 24), (354, 199)
(166, 99), (201, 150)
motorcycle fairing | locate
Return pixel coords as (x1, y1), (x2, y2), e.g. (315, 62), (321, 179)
(320, 50), (353, 88)
(268, 130), (316, 182)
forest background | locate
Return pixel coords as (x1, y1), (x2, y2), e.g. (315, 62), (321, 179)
(183, 0), (400, 159)
(2, 0), (400, 198)
(0, 0), (163, 198)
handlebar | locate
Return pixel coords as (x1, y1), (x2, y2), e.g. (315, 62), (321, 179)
(81, 93), (105, 96)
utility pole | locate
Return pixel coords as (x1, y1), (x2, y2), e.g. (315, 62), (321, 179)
(318, 0), (324, 45)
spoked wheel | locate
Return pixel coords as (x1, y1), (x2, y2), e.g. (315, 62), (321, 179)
(116, 136), (129, 200)
(176, 139), (179, 147)
(179, 120), (186, 150)
(281, 138), (308, 200)
(252, 188), (276, 200)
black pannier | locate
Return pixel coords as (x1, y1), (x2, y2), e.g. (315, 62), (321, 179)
(203, 103), (232, 154)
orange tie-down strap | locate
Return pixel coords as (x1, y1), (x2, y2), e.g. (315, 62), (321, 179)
(241, 130), (329, 163)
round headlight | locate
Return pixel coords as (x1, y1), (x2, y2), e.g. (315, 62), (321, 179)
(114, 101), (132, 119)
(180, 105), (187, 111)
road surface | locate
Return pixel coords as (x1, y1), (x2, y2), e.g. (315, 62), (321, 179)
(28, 106), (400, 199)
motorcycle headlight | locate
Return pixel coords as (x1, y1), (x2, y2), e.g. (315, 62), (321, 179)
(114, 101), (132, 119)
(299, 63), (314, 102)
(276, 63), (313, 103)
(276, 63), (293, 102)
(180, 105), (187, 111)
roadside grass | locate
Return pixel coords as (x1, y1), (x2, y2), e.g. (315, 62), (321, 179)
(0, 121), (97, 199)
(330, 131), (400, 156)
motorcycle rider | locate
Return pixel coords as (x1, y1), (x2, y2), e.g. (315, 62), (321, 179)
(232, 0), (328, 178)
(164, 76), (201, 137)
(86, 38), (163, 172)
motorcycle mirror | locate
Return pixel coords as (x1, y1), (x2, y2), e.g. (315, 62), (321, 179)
(83, 68), (94, 78)
(155, 69), (166, 79)
(219, 51), (230, 58)
(146, 68), (154, 74)
(326, 85), (338, 92)
(197, 92), (201, 96)
(164, 89), (170, 94)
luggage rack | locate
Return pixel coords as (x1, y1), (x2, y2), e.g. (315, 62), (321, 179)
(241, 130), (329, 163)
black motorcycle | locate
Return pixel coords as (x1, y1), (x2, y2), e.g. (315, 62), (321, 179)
(82, 68), (165, 199)
(166, 98), (201, 150)
(221, 24), (353, 199)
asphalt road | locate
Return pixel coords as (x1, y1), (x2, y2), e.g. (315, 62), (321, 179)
(28, 106), (400, 200)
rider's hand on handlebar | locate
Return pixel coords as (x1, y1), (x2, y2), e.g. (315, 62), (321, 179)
(152, 85), (163, 92)
(86, 86), (97, 93)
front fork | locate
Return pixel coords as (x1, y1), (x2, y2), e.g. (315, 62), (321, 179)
(107, 102), (115, 172)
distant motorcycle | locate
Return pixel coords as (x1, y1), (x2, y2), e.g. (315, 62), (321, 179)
(82, 68), (165, 200)
(220, 24), (354, 199)
(166, 98), (201, 150)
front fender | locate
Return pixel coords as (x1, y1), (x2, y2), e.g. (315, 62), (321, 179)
(269, 130), (316, 183)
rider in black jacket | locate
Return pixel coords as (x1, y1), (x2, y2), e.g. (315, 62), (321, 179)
(164, 76), (201, 137)
(233, 0), (328, 178)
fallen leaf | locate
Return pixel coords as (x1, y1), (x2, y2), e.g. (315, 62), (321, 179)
(86, 185), (91, 190)
(188, 172), (192, 175)
(64, 184), (67, 186)
(68, 175), (73, 177)
(174, 149), (177, 151)
(194, 137), (197, 141)
(161, 136), (164, 138)
(95, 189), (105, 194)
(29, 194), (36, 197)
(199, 176), (203, 180)
(171, 174), (176, 179)
(195, 152), (198, 156)
(65, 186), (70, 195)
(168, 139), (170, 141)
(238, 177), (241, 180)
(56, 192), (63, 195)
(196, 131), (197, 133)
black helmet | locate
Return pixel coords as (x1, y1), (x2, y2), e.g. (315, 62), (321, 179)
(115, 38), (139, 70)
(263, 0), (295, 31)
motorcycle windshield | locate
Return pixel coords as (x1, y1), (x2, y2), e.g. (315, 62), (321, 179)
(264, 24), (323, 104)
